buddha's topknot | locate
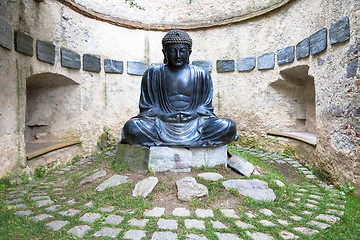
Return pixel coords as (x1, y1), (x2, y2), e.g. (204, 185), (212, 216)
(162, 30), (192, 50)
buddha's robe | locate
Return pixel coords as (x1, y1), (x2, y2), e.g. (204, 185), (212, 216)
(121, 64), (237, 147)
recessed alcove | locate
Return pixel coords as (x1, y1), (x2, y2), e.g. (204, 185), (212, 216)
(26, 73), (81, 159)
(267, 65), (316, 145)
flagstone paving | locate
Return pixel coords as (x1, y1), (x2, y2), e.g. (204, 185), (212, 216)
(1, 146), (349, 239)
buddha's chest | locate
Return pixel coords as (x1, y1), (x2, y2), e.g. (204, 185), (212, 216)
(164, 69), (193, 96)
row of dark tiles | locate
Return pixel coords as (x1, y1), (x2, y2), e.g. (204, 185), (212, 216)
(0, 16), (350, 75)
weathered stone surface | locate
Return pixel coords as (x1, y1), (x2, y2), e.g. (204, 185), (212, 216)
(186, 233), (208, 240)
(31, 214), (53, 222)
(127, 61), (147, 75)
(115, 144), (149, 174)
(104, 215), (124, 225)
(246, 231), (274, 240)
(215, 232), (242, 240)
(104, 59), (124, 73)
(100, 206), (115, 212)
(315, 214), (340, 223)
(197, 172), (223, 181)
(11, 204), (27, 209)
(221, 209), (239, 218)
(31, 195), (50, 201)
(94, 227), (122, 238)
(96, 174), (128, 192)
(273, 179), (285, 187)
(212, 220), (228, 229)
(279, 231), (299, 239)
(59, 209), (80, 216)
(133, 176), (158, 197)
(216, 60), (235, 72)
(124, 230), (146, 240)
(0, 19), (12, 50)
(277, 46), (294, 65)
(310, 28), (327, 55)
(14, 31), (33, 56)
(35, 199), (55, 207)
(144, 207), (165, 217)
(330, 16), (350, 44)
(4, 198), (23, 204)
(61, 48), (81, 69)
(192, 61), (212, 72)
(257, 52), (275, 70)
(46, 220), (69, 231)
(15, 210), (33, 216)
(190, 146), (227, 168)
(222, 179), (276, 201)
(235, 220), (254, 229)
(67, 225), (91, 238)
(259, 208), (274, 216)
(308, 220), (330, 229)
(317, 57), (325, 66)
(185, 219), (205, 230)
(176, 177), (208, 201)
(157, 218), (178, 229)
(45, 204), (63, 212)
(149, 147), (191, 172)
(293, 227), (319, 235)
(326, 209), (345, 215)
(152, 231), (177, 240)
(296, 38), (310, 59)
(36, 40), (55, 64)
(83, 54), (101, 72)
(80, 170), (106, 185)
(172, 207), (190, 217)
(80, 212), (102, 222)
(227, 153), (254, 177)
(346, 58), (358, 78)
(195, 209), (214, 218)
(259, 219), (276, 226)
(237, 57), (256, 71)
(129, 218), (149, 227)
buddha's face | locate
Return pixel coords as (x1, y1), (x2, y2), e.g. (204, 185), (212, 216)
(163, 43), (191, 69)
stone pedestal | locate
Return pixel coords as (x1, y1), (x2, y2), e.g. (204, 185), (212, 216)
(115, 144), (227, 173)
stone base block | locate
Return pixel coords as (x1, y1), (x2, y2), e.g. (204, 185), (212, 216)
(115, 144), (227, 173)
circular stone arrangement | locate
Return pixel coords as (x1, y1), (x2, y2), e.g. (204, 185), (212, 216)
(2, 147), (346, 239)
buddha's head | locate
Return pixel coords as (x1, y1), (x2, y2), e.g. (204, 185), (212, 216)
(162, 30), (192, 69)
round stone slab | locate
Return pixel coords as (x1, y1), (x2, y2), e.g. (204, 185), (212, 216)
(222, 179), (276, 201)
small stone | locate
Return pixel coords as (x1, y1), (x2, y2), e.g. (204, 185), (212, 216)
(327, 203), (345, 209)
(123, 230), (146, 240)
(290, 215), (303, 221)
(104, 59), (124, 73)
(0, 18), (12, 50)
(227, 154), (254, 177)
(35, 199), (55, 207)
(100, 206), (115, 212)
(14, 31), (33, 56)
(257, 52), (275, 70)
(128, 218), (149, 227)
(329, 16), (350, 44)
(302, 211), (313, 215)
(309, 194), (322, 200)
(222, 179), (276, 201)
(237, 57), (256, 71)
(185, 219), (205, 230)
(293, 227), (319, 235)
(310, 28), (327, 55)
(308, 220), (331, 229)
(127, 61), (147, 76)
(279, 231), (299, 239)
(277, 46), (295, 65)
(197, 172), (223, 181)
(45, 204), (63, 212)
(259, 209), (274, 216)
(277, 219), (289, 226)
(192, 61), (212, 72)
(259, 220), (276, 227)
(84, 201), (94, 207)
(220, 209), (240, 218)
(246, 231), (274, 240)
(151, 231), (177, 240)
(67, 225), (91, 238)
(235, 220), (255, 229)
(215, 232), (242, 240)
(94, 227), (122, 238)
(186, 233), (208, 240)
(31, 214), (53, 222)
(11, 204), (27, 209)
(273, 180), (285, 187)
(172, 207), (190, 217)
(305, 203), (318, 209)
(307, 199), (319, 204)
(46, 220), (69, 231)
(83, 54), (101, 72)
(4, 198), (23, 204)
(61, 48), (81, 69)
(59, 209), (80, 217)
(195, 209), (214, 218)
(80, 212), (102, 223)
(176, 177), (208, 201)
(211, 220), (228, 229)
(104, 215), (124, 225)
(346, 58), (358, 78)
(81, 171), (107, 185)
(245, 211), (257, 218)
(96, 175), (128, 192)
(67, 199), (77, 205)
(157, 218), (178, 230)
(327, 209), (345, 215)
(36, 40), (55, 64)
(15, 210), (33, 216)
(315, 214), (340, 223)
(133, 176), (158, 197)
(144, 207), (165, 217)
(216, 60), (235, 72)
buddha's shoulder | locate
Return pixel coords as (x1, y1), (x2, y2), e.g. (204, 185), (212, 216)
(189, 64), (210, 75)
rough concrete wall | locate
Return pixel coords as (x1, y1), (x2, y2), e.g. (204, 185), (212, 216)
(0, 0), (358, 193)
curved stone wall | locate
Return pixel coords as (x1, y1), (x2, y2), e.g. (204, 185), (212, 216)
(0, 0), (359, 193)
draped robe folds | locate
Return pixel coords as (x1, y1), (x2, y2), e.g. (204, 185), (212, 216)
(121, 64), (237, 147)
